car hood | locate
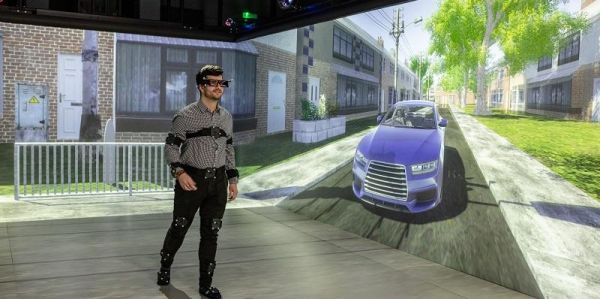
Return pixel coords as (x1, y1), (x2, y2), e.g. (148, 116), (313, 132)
(359, 125), (442, 164)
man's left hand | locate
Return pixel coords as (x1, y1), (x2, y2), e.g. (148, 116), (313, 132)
(228, 183), (238, 201)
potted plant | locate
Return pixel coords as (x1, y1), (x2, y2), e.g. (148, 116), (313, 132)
(293, 95), (346, 143)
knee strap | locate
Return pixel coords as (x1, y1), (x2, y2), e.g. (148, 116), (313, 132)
(211, 218), (222, 232)
(174, 217), (188, 229)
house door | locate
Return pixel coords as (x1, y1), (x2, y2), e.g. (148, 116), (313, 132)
(593, 78), (600, 122)
(309, 76), (320, 104)
(57, 53), (83, 140)
(267, 71), (286, 134)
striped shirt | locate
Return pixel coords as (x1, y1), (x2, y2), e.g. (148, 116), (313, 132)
(165, 100), (238, 184)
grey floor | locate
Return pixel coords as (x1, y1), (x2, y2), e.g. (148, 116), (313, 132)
(0, 206), (531, 299)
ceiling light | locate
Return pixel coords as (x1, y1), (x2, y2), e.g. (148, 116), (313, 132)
(277, 0), (296, 10)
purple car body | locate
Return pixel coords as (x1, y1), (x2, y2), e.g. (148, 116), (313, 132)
(352, 100), (447, 213)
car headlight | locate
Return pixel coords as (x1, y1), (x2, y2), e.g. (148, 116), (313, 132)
(355, 150), (368, 170)
(411, 160), (437, 175)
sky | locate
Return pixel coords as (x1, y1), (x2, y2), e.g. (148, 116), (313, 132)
(347, 0), (582, 65)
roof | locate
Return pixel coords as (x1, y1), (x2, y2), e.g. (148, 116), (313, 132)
(527, 63), (579, 85)
(332, 63), (379, 83)
(116, 33), (259, 55)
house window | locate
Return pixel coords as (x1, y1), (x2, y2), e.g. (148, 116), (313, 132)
(345, 81), (356, 107)
(196, 50), (217, 64)
(0, 33), (3, 118)
(360, 45), (374, 70)
(527, 81), (572, 111)
(165, 71), (187, 112)
(528, 87), (541, 104)
(116, 43), (161, 113)
(491, 90), (503, 107)
(550, 83), (566, 105)
(336, 75), (379, 110)
(367, 86), (375, 105)
(558, 33), (580, 65)
(166, 48), (188, 63)
(116, 41), (255, 118)
(221, 51), (256, 118)
(538, 55), (552, 71)
(333, 26), (353, 62)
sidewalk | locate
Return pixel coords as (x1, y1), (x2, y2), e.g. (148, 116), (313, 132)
(450, 106), (600, 299)
(0, 128), (372, 223)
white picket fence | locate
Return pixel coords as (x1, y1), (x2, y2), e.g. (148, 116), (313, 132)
(13, 142), (174, 200)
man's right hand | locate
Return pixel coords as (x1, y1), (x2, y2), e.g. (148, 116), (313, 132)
(178, 172), (197, 191)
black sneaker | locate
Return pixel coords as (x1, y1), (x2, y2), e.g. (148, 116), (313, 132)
(198, 286), (221, 299)
(156, 268), (170, 286)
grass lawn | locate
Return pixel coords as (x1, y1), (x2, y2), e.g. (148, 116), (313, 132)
(463, 105), (600, 201)
(0, 116), (377, 196)
(235, 116), (377, 178)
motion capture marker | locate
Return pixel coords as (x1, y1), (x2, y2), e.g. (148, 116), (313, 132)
(174, 217), (188, 228)
(211, 218), (222, 232)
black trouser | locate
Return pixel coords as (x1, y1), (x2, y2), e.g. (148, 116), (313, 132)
(160, 166), (228, 288)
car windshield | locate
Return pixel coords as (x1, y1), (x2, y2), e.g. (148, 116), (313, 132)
(381, 105), (436, 129)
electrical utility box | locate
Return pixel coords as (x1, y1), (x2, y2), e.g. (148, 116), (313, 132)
(16, 83), (48, 142)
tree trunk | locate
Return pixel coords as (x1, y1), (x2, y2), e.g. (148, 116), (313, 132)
(461, 70), (468, 108)
(475, 0), (497, 116)
(475, 63), (490, 115)
(80, 30), (101, 141)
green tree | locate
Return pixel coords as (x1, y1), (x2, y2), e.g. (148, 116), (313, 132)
(428, 0), (481, 107)
(440, 64), (476, 97)
(409, 55), (433, 100)
(428, 0), (587, 114)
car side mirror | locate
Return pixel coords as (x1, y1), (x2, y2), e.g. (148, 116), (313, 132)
(377, 114), (383, 124)
(438, 118), (448, 127)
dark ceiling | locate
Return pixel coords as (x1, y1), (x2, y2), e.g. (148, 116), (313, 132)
(0, 0), (413, 42)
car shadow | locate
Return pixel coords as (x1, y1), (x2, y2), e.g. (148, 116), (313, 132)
(362, 146), (468, 224)
(530, 202), (600, 228)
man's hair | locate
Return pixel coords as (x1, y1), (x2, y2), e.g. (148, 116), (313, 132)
(196, 65), (224, 85)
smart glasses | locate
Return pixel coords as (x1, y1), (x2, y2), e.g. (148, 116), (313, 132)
(201, 79), (230, 88)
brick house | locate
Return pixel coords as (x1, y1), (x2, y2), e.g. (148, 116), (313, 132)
(113, 33), (259, 144)
(0, 16), (402, 144)
(523, 0), (600, 121)
(0, 23), (113, 143)
(487, 66), (525, 112)
(305, 19), (382, 116)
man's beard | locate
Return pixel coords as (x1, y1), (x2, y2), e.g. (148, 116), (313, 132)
(207, 94), (222, 101)
(206, 90), (222, 101)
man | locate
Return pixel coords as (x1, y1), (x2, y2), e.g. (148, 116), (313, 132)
(157, 65), (239, 299)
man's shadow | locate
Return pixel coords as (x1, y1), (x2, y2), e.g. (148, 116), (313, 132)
(159, 285), (192, 299)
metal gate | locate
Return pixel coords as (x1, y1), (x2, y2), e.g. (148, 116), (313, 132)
(14, 142), (174, 200)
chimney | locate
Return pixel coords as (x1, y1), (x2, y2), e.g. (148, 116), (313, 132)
(377, 36), (384, 48)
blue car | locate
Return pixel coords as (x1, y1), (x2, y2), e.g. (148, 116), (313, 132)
(352, 100), (447, 213)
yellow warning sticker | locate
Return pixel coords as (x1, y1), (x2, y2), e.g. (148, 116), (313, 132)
(28, 96), (40, 104)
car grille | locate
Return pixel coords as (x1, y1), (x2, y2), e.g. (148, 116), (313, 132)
(364, 160), (407, 200)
